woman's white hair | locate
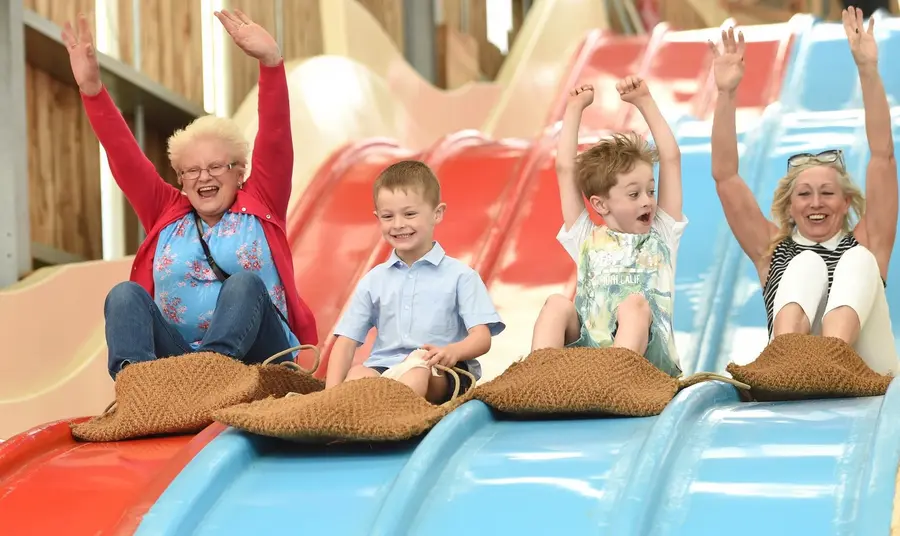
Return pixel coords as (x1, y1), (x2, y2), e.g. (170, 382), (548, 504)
(167, 115), (250, 173)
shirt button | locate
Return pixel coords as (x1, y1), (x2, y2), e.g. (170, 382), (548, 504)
(241, 207), (247, 212)
(265, 214), (271, 219)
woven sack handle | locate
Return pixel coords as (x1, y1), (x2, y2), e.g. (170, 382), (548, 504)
(434, 364), (477, 402)
(263, 344), (321, 375)
(99, 346), (321, 416)
(678, 371), (750, 391)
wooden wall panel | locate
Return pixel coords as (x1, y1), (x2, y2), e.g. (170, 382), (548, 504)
(227, 0), (278, 114)
(24, 0), (94, 26)
(24, 0), (102, 261)
(281, 0), (323, 61)
(227, 0), (323, 115)
(117, 0), (204, 106)
(357, 0), (403, 51)
(25, 65), (103, 260)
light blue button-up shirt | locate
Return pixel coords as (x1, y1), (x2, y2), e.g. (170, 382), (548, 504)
(333, 242), (504, 379)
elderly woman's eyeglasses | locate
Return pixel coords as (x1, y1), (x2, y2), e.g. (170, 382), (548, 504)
(179, 162), (240, 181)
(786, 149), (845, 172)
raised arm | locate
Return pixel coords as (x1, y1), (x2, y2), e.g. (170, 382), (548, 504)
(618, 76), (682, 220)
(215, 10), (293, 219)
(843, 8), (897, 277)
(557, 85), (594, 230)
(709, 28), (777, 271)
(62, 14), (177, 231)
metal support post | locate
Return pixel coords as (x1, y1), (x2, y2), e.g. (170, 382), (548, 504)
(403, 0), (437, 84)
(0, 0), (31, 286)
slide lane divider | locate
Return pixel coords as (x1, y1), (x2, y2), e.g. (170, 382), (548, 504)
(368, 401), (494, 536)
(133, 427), (255, 535)
(606, 381), (742, 535)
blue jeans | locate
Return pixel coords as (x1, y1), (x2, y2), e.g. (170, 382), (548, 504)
(104, 272), (293, 379)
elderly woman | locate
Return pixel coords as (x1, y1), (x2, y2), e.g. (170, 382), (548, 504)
(708, 7), (897, 374)
(62, 10), (317, 379)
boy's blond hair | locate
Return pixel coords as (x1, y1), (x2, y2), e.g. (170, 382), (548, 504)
(575, 132), (658, 198)
(373, 160), (441, 207)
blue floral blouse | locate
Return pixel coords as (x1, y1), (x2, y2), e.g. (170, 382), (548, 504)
(152, 211), (299, 350)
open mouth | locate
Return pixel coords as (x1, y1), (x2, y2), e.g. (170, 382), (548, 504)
(197, 185), (219, 199)
(392, 231), (415, 241)
(807, 213), (827, 223)
(637, 213), (651, 224)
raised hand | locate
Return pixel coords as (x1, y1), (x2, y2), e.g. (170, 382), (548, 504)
(843, 6), (877, 68)
(61, 13), (102, 96)
(617, 76), (651, 105)
(215, 9), (282, 66)
(567, 84), (594, 111)
(708, 27), (746, 93)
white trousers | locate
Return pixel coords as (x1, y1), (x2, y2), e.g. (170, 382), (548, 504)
(772, 246), (898, 375)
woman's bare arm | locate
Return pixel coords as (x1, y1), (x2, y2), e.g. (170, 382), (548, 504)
(709, 29), (777, 273)
(844, 9), (897, 278)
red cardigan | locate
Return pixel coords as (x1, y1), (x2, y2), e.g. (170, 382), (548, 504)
(81, 60), (318, 346)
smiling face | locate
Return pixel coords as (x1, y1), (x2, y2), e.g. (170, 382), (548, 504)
(589, 160), (656, 234)
(177, 137), (244, 224)
(788, 165), (851, 242)
(374, 186), (445, 264)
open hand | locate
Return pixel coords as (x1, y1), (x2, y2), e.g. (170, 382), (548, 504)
(215, 9), (282, 66)
(566, 84), (594, 111)
(616, 76), (650, 104)
(421, 344), (460, 368)
(61, 13), (101, 96)
(708, 27), (745, 93)
(843, 6), (877, 68)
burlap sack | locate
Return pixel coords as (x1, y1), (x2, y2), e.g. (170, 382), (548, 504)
(71, 345), (323, 442)
(726, 333), (892, 401)
(473, 347), (749, 417)
(213, 366), (474, 443)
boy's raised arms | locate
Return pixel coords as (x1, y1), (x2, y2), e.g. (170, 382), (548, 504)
(557, 85), (594, 231)
(618, 77), (683, 220)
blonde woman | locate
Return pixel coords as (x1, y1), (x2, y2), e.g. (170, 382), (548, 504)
(709, 8), (897, 374)
(62, 10), (317, 378)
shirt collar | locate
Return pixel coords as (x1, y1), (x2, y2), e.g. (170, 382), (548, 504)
(389, 241), (445, 267)
(792, 230), (845, 251)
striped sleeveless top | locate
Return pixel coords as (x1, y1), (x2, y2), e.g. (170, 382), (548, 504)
(762, 232), (860, 338)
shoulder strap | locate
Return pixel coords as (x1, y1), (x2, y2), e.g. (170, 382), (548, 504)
(192, 211), (292, 328)
(194, 211), (231, 282)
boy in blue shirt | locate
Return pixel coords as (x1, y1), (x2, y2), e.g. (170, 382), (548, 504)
(327, 160), (505, 403)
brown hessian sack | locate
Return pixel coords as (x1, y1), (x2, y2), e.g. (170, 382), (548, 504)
(70, 345), (324, 442)
(213, 365), (476, 443)
(473, 346), (750, 417)
(726, 333), (892, 401)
